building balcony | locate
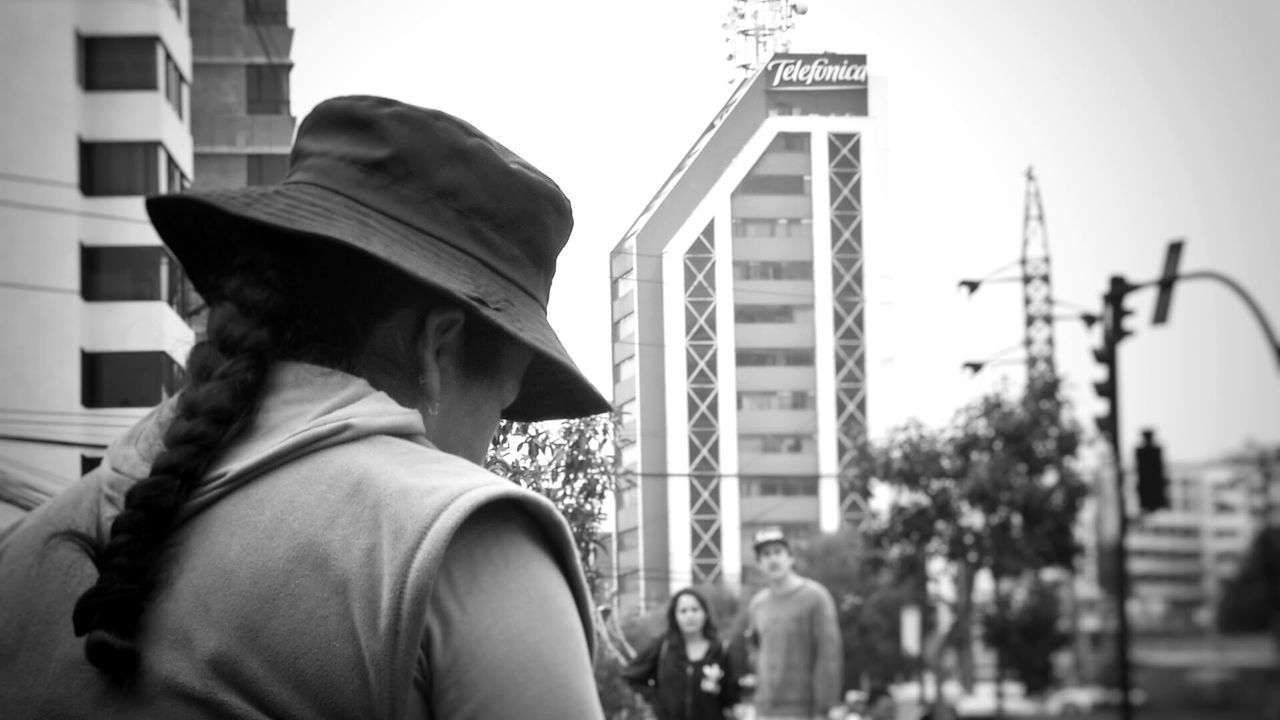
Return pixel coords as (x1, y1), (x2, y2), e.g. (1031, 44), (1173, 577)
(741, 496), (819, 524)
(80, 92), (192, 172)
(731, 194), (812, 219)
(732, 236), (813, 261)
(748, 151), (809, 176)
(732, 279), (815, 306)
(736, 451), (818, 475)
(193, 113), (295, 152)
(736, 409), (817, 435)
(734, 321), (814, 347)
(736, 366), (816, 391)
(81, 301), (194, 365)
(192, 24), (294, 62)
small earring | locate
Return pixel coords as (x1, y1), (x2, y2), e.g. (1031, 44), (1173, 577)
(425, 400), (439, 416)
(418, 374), (428, 387)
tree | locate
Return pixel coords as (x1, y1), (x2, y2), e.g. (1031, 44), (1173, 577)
(485, 412), (620, 594)
(981, 579), (1071, 694)
(854, 383), (1088, 693)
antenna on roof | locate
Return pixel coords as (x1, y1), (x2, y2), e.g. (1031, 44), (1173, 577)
(722, 0), (809, 84)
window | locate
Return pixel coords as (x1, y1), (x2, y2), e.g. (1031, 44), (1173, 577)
(81, 37), (157, 90)
(741, 476), (818, 496)
(616, 528), (639, 552)
(737, 175), (807, 195)
(614, 355), (636, 383)
(735, 305), (812, 324)
(80, 142), (159, 196)
(738, 390), (814, 411)
(246, 65), (290, 115)
(80, 454), (104, 476)
(82, 351), (185, 408)
(739, 434), (807, 454)
(247, 154), (289, 185)
(733, 261), (812, 281)
(166, 151), (189, 194)
(163, 50), (185, 118)
(245, 0), (288, 24)
(618, 571), (640, 595)
(733, 218), (779, 238)
(81, 245), (186, 307)
(617, 398), (637, 421)
(613, 267), (636, 300)
(614, 311), (637, 341)
(736, 348), (813, 366)
(778, 133), (810, 152)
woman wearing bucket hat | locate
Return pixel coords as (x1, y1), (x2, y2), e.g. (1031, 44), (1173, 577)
(0, 96), (611, 718)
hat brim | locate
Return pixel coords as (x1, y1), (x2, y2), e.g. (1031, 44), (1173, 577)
(146, 183), (611, 422)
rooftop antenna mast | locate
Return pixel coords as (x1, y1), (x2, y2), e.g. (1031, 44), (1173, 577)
(723, 0), (809, 84)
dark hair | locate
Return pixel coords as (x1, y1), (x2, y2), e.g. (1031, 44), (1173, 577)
(665, 587), (718, 643)
(63, 230), (512, 682)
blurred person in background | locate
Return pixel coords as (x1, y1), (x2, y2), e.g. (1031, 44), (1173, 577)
(0, 95), (610, 719)
(623, 587), (743, 719)
(745, 527), (844, 720)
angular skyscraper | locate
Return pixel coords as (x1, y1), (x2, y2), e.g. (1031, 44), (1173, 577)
(609, 53), (886, 612)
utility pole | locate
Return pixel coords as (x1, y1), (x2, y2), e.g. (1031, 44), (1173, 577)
(1093, 275), (1137, 720)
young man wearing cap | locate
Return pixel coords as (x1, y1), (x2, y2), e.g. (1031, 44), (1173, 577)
(746, 526), (844, 720)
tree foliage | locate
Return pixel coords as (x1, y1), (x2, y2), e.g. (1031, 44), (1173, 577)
(796, 529), (913, 689)
(1217, 526), (1280, 635)
(981, 579), (1071, 694)
(853, 382), (1088, 691)
(485, 412), (620, 594)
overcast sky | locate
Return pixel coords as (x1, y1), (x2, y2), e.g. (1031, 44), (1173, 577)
(289, 0), (1280, 465)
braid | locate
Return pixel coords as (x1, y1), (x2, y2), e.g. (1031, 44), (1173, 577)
(69, 252), (292, 682)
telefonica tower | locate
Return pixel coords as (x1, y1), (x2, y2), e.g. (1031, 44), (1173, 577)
(609, 53), (888, 611)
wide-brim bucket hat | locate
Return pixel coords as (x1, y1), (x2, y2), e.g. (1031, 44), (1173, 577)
(146, 95), (610, 422)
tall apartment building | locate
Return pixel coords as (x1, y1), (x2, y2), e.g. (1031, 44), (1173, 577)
(0, 0), (195, 529)
(190, 0), (294, 193)
(0, 0), (294, 531)
(609, 54), (887, 612)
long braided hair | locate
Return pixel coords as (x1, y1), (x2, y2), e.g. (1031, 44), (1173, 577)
(63, 232), (507, 682)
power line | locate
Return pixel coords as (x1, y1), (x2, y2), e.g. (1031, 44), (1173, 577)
(0, 407), (148, 421)
(0, 434), (107, 449)
(0, 280), (79, 295)
(0, 197), (150, 225)
(0, 170), (79, 190)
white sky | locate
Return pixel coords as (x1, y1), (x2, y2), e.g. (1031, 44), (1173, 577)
(289, 0), (1280, 464)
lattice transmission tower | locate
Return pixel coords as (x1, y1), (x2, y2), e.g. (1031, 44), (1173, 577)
(1022, 168), (1063, 453)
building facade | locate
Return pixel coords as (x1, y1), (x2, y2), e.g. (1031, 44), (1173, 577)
(609, 54), (887, 612)
(0, 0), (293, 530)
(190, 0), (294, 193)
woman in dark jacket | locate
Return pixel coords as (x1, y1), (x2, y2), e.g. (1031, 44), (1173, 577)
(623, 588), (741, 720)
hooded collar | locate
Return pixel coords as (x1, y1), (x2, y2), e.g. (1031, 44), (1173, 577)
(96, 362), (429, 535)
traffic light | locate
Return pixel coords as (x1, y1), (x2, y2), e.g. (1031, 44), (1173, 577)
(1093, 277), (1133, 448)
(1092, 343), (1117, 445)
(1134, 429), (1169, 512)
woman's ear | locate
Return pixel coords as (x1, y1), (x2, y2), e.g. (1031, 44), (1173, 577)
(417, 306), (467, 406)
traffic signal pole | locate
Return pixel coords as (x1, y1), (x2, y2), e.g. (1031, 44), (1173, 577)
(1096, 275), (1136, 720)
(1092, 240), (1280, 720)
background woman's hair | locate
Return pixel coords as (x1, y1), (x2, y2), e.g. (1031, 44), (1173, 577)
(63, 227), (510, 682)
(665, 587), (719, 643)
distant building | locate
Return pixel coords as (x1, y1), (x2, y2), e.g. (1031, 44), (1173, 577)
(608, 53), (887, 613)
(1079, 450), (1278, 640)
(190, 0), (295, 193)
(0, 0), (293, 530)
